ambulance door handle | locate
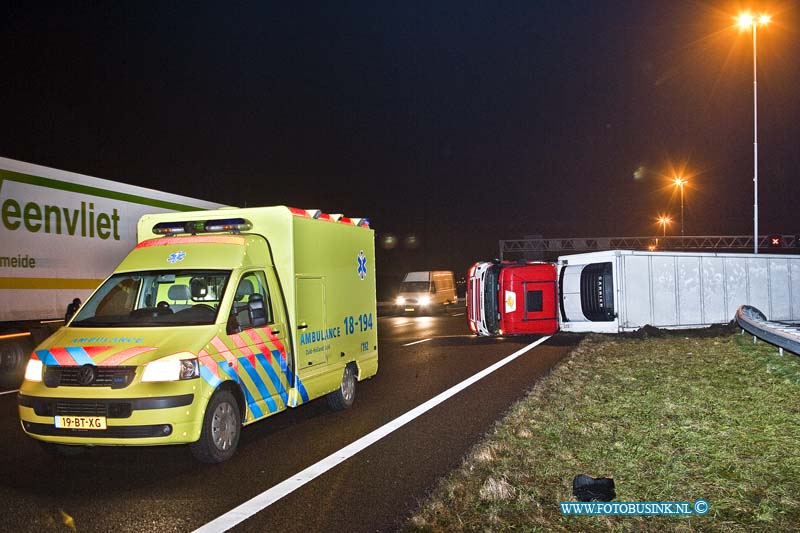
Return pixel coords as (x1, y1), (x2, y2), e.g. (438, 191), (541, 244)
(298, 322), (308, 330)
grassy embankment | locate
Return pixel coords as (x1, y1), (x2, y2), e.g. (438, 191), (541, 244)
(405, 329), (800, 532)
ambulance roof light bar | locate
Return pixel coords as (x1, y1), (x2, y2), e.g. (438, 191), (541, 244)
(289, 207), (369, 228)
(153, 218), (253, 236)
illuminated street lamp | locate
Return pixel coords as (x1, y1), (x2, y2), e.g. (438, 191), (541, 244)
(673, 177), (686, 244)
(738, 11), (771, 254)
(657, 215), (672, 237)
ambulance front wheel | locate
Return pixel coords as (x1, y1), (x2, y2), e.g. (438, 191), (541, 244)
(327, 364), (356, 411)
(190, 389), (241, 463)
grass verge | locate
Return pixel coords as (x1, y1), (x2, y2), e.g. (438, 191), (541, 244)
(404, 330), (800, 532)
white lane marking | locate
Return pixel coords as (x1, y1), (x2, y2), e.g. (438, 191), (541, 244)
(0, 389), (19, 396)
(402, 338), (433, 347)
(393, 321), (414, 327)
(194, 335), (551, 533)
(450, 312), (465, 317)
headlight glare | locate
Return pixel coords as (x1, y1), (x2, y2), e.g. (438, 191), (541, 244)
(24, 359), (43, 382)
(142, 359), (180, 382)
(396, 296), (406, 305)
(419, 296), (431, 305)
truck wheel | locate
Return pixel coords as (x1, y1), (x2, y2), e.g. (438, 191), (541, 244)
(39, 442), (86, 457)
(327, 364), (356, 411)
(190, 390), (241, 463)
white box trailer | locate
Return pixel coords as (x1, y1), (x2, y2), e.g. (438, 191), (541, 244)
(559, 250), (800, 333)
(0, 157), (223, 384)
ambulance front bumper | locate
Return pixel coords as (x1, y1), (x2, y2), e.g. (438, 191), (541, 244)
(17, 380), (207, 446)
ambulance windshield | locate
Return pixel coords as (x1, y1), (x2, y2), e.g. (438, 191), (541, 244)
(70, 270), (231, 327)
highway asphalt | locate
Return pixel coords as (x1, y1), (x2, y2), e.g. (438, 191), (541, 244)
(0, 306), (577, 532)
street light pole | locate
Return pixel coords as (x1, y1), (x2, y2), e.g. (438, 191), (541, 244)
(657, 215), (671, 238)
(673, 177), (686, 247)
(680, 183), (684, 243)
(739, 12), (770, 254)
(751, 19), (759, 254)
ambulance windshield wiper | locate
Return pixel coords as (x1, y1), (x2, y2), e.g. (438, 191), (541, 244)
(69, 317), (124, 327)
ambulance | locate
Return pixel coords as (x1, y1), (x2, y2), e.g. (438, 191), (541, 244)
(18, 206), (378, 463)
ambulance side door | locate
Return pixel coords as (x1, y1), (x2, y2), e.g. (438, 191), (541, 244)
(296, 277), (327, 368)
(224, 270), (289, 418)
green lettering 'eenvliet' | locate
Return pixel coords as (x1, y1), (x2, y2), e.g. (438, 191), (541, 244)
(1, 198), (120, 240)
(0, 166), (216, 242)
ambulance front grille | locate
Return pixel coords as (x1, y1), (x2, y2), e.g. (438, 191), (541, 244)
(56, 400), (108, 417)
(46, 399), (133, 418)
(44, 366), (137, 389)
(18, 393), (194, 419)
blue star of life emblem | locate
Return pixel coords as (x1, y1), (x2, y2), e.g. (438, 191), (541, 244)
(167, 251), (186, 264)
(357, 250), (367, 280)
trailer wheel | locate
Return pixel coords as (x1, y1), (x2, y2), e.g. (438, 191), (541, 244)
(327, 364), (356, 411)
(39, 442), (86, 457)
(190, 390), (241, 463)
(0, 340), (24, 370)
(0, 339), (28, 388)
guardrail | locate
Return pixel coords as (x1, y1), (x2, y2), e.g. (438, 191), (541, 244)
(735, 305), (800, 356)
(500, 235), (798, 259)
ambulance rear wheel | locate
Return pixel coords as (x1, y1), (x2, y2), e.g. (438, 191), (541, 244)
(327, 364), (356, 411)
(39, 442), (86, 457)
(190, 390), (241, 463)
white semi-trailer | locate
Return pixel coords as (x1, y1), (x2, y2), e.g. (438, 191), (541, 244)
(468, 250), (800, 336)
(0, 157), (224, 386)
(560, 250), (800, 332)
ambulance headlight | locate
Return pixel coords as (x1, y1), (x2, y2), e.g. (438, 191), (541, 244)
(395, 296), (405, 305)
(419, 296), (431, 306)
(24, 359), (43, 382)
(142, 355), (200, 382)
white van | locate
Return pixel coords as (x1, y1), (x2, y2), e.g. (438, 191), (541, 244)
(395, 271), (457, 314)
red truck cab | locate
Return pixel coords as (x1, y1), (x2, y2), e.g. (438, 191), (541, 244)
(467, 261), (558, 336)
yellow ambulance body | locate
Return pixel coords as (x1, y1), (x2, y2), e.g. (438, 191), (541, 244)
(18, 206), (378, 462)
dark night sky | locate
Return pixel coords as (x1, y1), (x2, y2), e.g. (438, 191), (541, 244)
(3, 1), (800, 280)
